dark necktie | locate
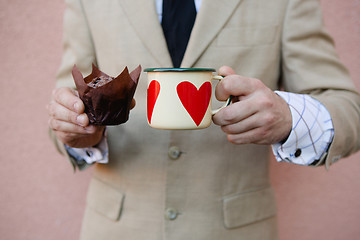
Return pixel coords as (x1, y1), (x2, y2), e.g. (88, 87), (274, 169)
(161, 0), (197, 68)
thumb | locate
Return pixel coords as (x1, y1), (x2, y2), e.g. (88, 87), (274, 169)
(218, 66), (236, 76)
(130, 98), (136, 109)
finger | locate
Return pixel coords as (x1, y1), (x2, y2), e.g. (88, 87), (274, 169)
(215, 75), (262, 101)
(75, 113), (90, 127)
(49, 118), (96, 135)
(212, 99), (257, 126)
(55, 131), (89, 142)
(226, 127), (270, 145)
(48, 98), (90, 127)
(48, 100), (79, 124)
(55, 131), (95, 147)
(220, 113), (259, 135)
(52, 88), (85, 114)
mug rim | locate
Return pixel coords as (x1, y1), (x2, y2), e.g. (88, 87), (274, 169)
(144, 68), (216, 72)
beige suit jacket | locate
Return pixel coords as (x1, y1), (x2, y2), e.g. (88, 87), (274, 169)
(53, 0), (360, 239)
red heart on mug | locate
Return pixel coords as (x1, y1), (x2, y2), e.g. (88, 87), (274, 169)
(147, 80), (160, 124)
(177, 81), (211, 126)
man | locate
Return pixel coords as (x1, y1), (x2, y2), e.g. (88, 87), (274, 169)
(48, 0), (360, 239)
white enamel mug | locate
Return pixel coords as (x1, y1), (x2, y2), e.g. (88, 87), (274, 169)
(144, 68), (231, 130)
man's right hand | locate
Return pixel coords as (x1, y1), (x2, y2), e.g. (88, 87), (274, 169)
(47, 87), (105, 148)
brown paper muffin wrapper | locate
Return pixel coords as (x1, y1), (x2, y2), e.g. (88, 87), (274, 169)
(72, 64), (141, 125)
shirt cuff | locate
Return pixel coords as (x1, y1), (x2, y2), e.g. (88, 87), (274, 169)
(65, 131), (109, 169)
(271, 91), (334, 165)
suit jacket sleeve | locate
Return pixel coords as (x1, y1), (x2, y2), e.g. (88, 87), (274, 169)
(56, 0), (97, 88)
(281, 0), (360, 168)
(49, 0), (97, 170)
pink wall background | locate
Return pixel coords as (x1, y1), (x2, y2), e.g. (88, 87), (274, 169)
(0, 0), (359, 239)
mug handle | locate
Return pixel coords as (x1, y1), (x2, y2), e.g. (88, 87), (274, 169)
(211, 75), (232, 115)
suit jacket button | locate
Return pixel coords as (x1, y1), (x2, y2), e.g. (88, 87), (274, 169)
(168, 146), (181, 160)
(165, 208), (179, 220)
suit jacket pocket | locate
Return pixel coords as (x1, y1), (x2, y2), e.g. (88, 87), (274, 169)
(217, 25), (278, 47)
(86, 177), (125, 221)
(223, 187), (277, 229)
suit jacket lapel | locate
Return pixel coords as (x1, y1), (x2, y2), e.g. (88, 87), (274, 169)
(181, 0), (243, 67)
(119, 0), (172, 67)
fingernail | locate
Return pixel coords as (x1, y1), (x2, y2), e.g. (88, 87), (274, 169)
(85, 125), (95, 133)
(76, 114), (86, 126)
(74, 102), (79, 112)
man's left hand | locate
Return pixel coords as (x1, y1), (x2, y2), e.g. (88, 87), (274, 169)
(212, 66), (292, 145)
